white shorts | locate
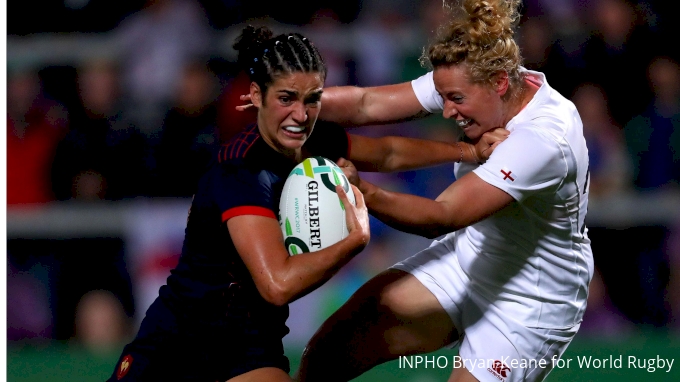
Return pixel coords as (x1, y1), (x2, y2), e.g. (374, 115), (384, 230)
(392, 237), (580, 382)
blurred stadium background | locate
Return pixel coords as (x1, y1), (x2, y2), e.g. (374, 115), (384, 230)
(5, 0), (680, 380)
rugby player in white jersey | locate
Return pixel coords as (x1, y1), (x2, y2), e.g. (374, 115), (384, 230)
(294, 1), (594, 381)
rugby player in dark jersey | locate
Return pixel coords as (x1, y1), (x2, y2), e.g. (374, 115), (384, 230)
(109, 25), (500, 382)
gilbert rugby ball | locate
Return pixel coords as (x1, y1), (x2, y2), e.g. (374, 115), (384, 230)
(279, 156), (355, 255)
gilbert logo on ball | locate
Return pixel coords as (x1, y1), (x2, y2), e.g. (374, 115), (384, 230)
(279, 157), (356, 255)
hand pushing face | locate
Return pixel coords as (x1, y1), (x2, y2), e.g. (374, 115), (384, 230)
(433, 64), (508, 141)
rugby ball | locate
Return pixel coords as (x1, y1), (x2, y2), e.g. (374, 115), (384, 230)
(279, 156), (355, 255)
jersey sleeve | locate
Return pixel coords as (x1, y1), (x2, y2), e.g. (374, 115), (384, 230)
(305, 121), (351, 161)
(215, 166), (277, 223)
(473, 127), (567, 202)
(411, 71), (444, 113)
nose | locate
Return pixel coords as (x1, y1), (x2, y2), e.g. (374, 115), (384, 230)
(442, 99), (458, 120)
(291, 101), (308, 123)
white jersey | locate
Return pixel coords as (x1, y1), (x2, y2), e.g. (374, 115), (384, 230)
(411, 69), (594, 329)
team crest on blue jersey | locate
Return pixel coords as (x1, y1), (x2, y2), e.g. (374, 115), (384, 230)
(117, 354), (133, 380)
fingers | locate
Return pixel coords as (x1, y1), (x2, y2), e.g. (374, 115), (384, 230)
(481, 141), (503, 160)
(336, 185), (354, 211)
(336, 157), (347, 167)
(336, 184), (348, 201)
(336, 185), (357, 230)
(235, 94), (254, 111)
(350, 184), (366, 210)
(484, 128), (509, 141)
(235, 103), (254, 111)
(476, 128), (509, 161)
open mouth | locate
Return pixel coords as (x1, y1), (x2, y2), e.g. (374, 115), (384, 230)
(455, 118), (473, 128)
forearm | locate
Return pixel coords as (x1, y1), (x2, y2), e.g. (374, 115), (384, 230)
(230, 215), (368, 307)
(351, 136), (482, 173)
(276, 231), (367, 304)
(385, 138), (486, 171)
(359, 180), (452, 239)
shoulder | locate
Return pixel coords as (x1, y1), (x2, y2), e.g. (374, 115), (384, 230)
(411, 71), (443, 113)
(500, 125), (568, 166)
(217, 124), (261, 163)
(475, 126), (568, 199)
(305, 121), (350, 161)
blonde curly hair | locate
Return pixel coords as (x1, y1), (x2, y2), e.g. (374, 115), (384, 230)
(422, 0), (524, 95)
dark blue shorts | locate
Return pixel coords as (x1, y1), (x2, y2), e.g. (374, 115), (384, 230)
(107, 297), (290, 381)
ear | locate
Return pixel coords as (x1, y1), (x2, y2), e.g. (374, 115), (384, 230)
(250, 82), (263, 108)
(494, 71), (509, 97)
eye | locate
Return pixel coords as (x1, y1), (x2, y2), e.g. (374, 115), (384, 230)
(450, 95), (464, 104)
(305, 94), (321, 106)
(279, 96), (292, 105)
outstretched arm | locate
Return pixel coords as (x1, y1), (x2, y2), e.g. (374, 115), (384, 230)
(319, 82), (430, 126)
(348, 128), (509, 172)
(236, 81), (427, 125)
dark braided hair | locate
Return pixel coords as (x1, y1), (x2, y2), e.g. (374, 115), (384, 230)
(234, 26), (326, 100)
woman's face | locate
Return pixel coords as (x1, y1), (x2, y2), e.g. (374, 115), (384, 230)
(251, 71), (324, 155)
(433, 64), (507, 140)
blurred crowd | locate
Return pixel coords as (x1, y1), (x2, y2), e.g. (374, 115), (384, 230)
(6, 0), (680, 351)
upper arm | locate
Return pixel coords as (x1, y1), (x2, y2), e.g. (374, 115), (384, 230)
(434, 172), (515, 230)
(433, 128), (566, 230)
(214, 167), (289, 301)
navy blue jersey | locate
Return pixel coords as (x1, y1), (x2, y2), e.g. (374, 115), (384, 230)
(108, 122), (351, 381)
(163, 121), (350, 315)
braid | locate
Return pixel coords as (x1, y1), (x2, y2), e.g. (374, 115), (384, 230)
(234, 26), (327, 97)
(289, 34), (311, 73)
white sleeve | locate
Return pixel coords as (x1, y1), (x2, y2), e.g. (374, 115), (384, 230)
(411, 71), (444, 113)
(473, 128), (567, 202)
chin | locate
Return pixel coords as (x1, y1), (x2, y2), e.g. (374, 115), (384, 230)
(280, 137), (307, 151)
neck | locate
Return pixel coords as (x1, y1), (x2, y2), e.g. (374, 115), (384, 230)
(503, 80), (538, 126)
(257, 122), (303, 162)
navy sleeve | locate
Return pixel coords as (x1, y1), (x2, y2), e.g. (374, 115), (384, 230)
(214, 165), (277, 223)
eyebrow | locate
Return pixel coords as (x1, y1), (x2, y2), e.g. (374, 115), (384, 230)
(276, 89), (323, 100)
(277, 90), (298, 97)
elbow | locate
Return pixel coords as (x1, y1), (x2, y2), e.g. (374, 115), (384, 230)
(422, 229), (444, 240)
(420, 223), (457, 240)
(258, 281), (293, 307)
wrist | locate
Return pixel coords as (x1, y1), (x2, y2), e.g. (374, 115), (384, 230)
(467, 144), (482, 164)
(455, 141), (464, 163)
(358, 179), (378, 203)
(347, 229), (369, 251)
(357, 177), (371, 194)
